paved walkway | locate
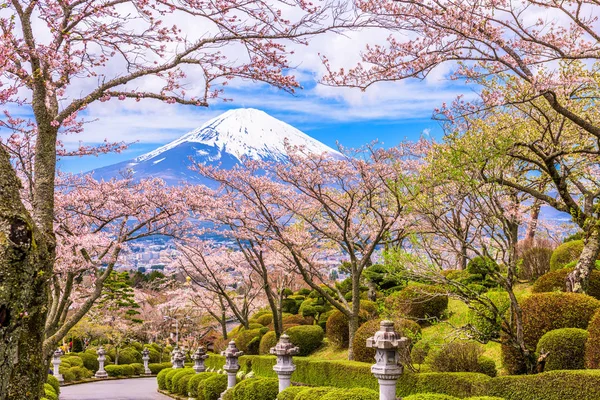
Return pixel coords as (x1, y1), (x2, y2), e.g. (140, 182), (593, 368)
(60, 377), (170, 400)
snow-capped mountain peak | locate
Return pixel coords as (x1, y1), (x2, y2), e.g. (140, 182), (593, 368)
(88, 108), (340, 185)
(135, 108), (339, 164)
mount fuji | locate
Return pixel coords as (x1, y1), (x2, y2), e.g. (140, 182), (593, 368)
(88, 108), (340, 185)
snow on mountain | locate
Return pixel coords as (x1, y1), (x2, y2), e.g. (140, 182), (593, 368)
(88, 108), (340, 185)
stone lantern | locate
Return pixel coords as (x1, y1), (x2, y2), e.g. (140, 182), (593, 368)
(172, 347), (186, 369)
(270, 334), (299, 392)
(366, 320), (408, 400)
(51, 349), (64, 385)
(221, 341), (243, 390)
(95, 346), (108, 379)
(142, 348), (152, 375)
(192, 346), (209, 373)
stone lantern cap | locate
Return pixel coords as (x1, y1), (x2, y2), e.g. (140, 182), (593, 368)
(270, 334), (299, 356)
(97, 346), (106, 356)
(222, 341), (244, 358)
(366, 320), (404, 350)
(192, 346), (209, 360)
(142, 348), (150, 357)
(53, 348), (64, 358)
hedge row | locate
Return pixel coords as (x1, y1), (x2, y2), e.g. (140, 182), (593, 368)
(205, 354), (600, 399)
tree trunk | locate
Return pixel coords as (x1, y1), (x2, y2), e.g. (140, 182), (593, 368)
(347, 270), (361, 361)
(524, 200), (541, 243)
(221, 310), (228, 340)
(567, 224), (600, 293)
(0, 147), (51, 400)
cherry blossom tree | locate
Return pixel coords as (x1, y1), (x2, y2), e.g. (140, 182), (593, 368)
(0, 0), (370, 396)
(324, 0), (600, 293)
(196, 144), (418, 359)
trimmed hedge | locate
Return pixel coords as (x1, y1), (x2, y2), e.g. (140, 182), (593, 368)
(235, 329), (264, 355)
(203, 373), (228, 400)
(385, 284), (448, 324)
(105, 364), (134, 377)
(285, 325), (324, 356)
(533, 267), (600, 300)
(46, 375), (60, 396)
(149, 362), (172, 374)
(586, 308), (600, 368)
(75, 351), (99, 371)
(321, 388), (379, 400)
(259, 331), (278, 355)
(352, 318), (421, 363)
(485, 370), (600, 400)
(188, 372), (217, 398)
(231, 377), (279, 400)
(277, 386), (306, 400)
(157, 367), (172, 390)
(295, 387), (336, 400)
(550, 240), (583, 271)
(536, 328), (588, 370)
(403, 395), (458, 400)
(165, 368), (181, 391)
(176, 373), (194, 396)
(170, 368), (195, 395)
(501, 292), (600, 374)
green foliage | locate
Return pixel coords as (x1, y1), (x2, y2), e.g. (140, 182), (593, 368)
(467, 257), (499, 278)
(476, 357), (497, 378)
(352, 318), (421, 363)
(485, 370), (600, 400)
(149, 362), (172, 374)
(502, 292), (600, 374)
(320, 388), (379, 400)
(285, 325), (324, 356)
(259, 331), (278, 355)
(173, 370), (195, 395)
(105, 364), (134, 377)
(427, 342), (496, 377)
(46, 375), (60, 396)
(532, 268), (600, 300)
(467, 291), (510, 341)
(256, 314), (273, 326)
(61, 355), (84, 367)
(403, 395), (458, 400)
(118, 348), (142, 364)
(363, 263), (406, 292)
(550, 240), (583, 271)
(586, 308), (600, 368)
(518, 246), (552, 280)
(188, 372), (216, 398)
(165, 368), (181, 391)
(130, 363), (145, 375)
(536, 328), (588, 370)
(295, 387), (336, 400)
(235, 329), (264, 355)
(277, 386), (305, 400)
(75, 351), (99, 371)
(282, 298), (302, 314)
(299, 297), (332, 320)
(231, 378), (279, 400)
(157, 367), (173, 390)
(169, 368), (195, 393)
(203, 373), (228, 400)
(44, 384), (58, 400)
(97, 271), (142, 324)
(385, 284), (448, 324)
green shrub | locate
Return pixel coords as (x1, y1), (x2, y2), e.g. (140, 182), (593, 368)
(586, 308), (600, 368)
(170, 368), (194, 393)
(352, 318), (421, 363)
(295, 387), (336, 400)
(427, 342), (494, 376)
(466, 398), (505, 400)
(60, 369), (75, 383)
(203, 373), (228, 400)
(550, 240), (583, 271)
(501, 292), (600, 374)
(157, 367), (173, 389)
(476, 357), (497, 378)
(149, 362), (173, 374)
(232, 378), (279, 400)
(235, 329), (263, 355)
(256, 314), (273, 326)
(129, 341), (144, 351)
(105, 364), (132, 378)
(165, 368), (181, 391)
(259, 331), (278, 355)
(467, 257), (499, 278)
(518, 246), (552, 280)
(532, 268), (600, 299)
(385, 284), (448, 324)
(403, 395), (459, 400)
(76, 351), (99, 371)
(282, 314), (312, 326)
(44, 384), (58, 400)
(46, 375), (60, 396)
(321, 388), (379, 400)
(468, 291), (510, 341)
(326, 310), (369, 349)
(535, 328), (588, 370)
(61, 356), (84, 368)
(285, 325), (324, 356)
(118, 348), (142, 364)
(67, 365), (93, 380)
(176, 373), (194, 396)
(130, 363), (145, 375)
(485, 370), (600, 400)
(277, 386), (306, 400)
(188, 372), (216, 398)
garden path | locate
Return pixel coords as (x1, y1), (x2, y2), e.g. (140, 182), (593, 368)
(59, 377), (170, 400)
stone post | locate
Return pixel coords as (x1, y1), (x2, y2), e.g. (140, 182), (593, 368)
(52, 349), (64, 385)
(95, 346), (108, 379)
(172, 347), (186, 369)
(192, 346), (209, 373)
(270, 334), (299, 392)
(142, 348), (152, 375)
(366, 320), (408, 400)
(222, 341), (243, 390)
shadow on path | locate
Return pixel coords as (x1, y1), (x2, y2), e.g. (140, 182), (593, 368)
(60, 377), (170, 400)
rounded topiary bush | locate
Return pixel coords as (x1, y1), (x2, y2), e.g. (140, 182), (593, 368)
(176, 373), (194, 396)
(586, 308), (600, 368)
(259, 331), (278, 355)
(468, 291), (511, 341)
(203, 373), (228, 400)
(502, 292), (600, 374)
(117, 348), (142, 364)
(232, 378), (279, 400)
(352, 318), (421, 363)
(277, 386), (306, 400)
(532, 268), (600, 300)
(235, 329), (263, 355)
(295, 387), (336, 400)
(171, 369), (195, 394)
(256, 314), (273, 326)
(467, 256), (499, 278)
(403, 395), (459, 400)
(187, 372), (215, 398)
(550, 240), (583, 271)
(385, 284), (448, 324)
(321, 388), (379, 400)
(427, 341), (494, 375)
(535, 328), (588, 370)
(46, 375), (60, 396)
(326, 311), (352, 349)
(76, 351), (99, 371)
(165, 368), (182, 392)
(61, 356), (84, 368)
(286, 325), (324, 356)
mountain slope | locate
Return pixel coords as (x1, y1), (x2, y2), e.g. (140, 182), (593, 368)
(89, 108), (340, 185)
